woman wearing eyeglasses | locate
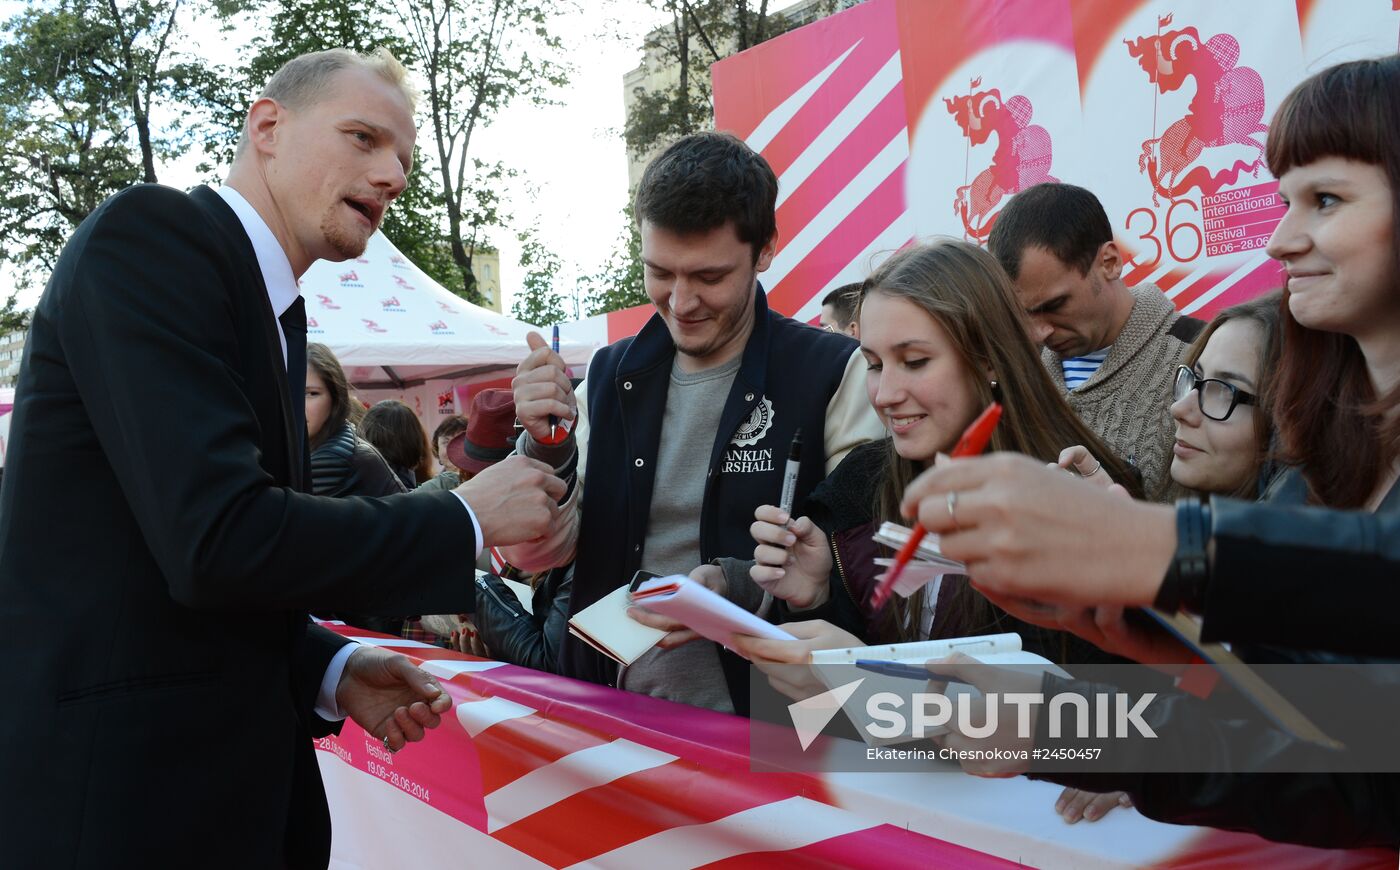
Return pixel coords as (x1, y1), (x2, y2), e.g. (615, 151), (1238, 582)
(1165, 291), (1281, 499)
(1060, 290), (1282, 502)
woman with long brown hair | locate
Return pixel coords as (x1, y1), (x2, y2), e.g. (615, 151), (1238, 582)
(732, 238), (1139, 663)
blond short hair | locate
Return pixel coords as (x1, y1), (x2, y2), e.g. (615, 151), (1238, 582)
(236, 47), (416, 154)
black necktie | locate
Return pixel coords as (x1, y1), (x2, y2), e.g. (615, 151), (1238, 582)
(279, 296), (308, 458)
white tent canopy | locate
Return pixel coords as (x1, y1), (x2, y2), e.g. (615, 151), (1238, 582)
(298, 232), (594, 389)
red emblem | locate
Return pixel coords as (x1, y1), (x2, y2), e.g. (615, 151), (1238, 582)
(945, 77), (1058, 242)
(1125, 15), (1268, 204)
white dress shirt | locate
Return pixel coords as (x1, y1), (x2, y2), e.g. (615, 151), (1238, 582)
(215, 186), (481, 720)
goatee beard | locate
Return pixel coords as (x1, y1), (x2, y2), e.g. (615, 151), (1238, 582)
(321, 206), (369, 260)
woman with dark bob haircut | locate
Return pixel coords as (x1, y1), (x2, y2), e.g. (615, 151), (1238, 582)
(360, 399), (434, 489)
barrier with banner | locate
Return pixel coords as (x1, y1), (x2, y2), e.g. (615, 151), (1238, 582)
(316, 627), (1397, 868)
(700, 0), (1400, 327)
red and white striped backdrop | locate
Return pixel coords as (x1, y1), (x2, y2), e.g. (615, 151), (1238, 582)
(568, 0), (1400, 347)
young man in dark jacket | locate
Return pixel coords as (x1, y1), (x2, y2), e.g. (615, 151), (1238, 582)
(505, 131), (884, 714)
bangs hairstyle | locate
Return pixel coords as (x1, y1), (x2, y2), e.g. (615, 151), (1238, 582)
(857, 239), (1140, 648)
(1265, 55), (1400, 507)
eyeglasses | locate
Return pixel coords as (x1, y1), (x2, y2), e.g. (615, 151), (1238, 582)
(1172, 365), (1257, 422)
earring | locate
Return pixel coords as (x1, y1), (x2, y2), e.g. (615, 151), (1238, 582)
(989, 379), (1002, 401)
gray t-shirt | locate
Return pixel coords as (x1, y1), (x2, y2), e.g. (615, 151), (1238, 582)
(620, 355), (742, 712)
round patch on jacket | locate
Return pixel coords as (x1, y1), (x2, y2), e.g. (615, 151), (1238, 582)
(731, 396), (775, 447)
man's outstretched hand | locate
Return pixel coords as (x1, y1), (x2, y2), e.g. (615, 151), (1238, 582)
(456, 454), (566, 546)
(335, 646), (453, 752)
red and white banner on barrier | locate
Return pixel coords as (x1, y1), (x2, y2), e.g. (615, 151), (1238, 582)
(316, 628), (1396, 869)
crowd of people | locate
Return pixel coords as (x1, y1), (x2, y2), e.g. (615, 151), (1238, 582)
(0, 39), (1395, 866)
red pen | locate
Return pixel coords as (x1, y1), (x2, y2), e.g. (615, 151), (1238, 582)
(870, 402), (1003, 611)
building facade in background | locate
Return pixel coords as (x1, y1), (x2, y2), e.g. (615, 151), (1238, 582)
(0, 330), (25, 388)
(472, 249), (503, 313)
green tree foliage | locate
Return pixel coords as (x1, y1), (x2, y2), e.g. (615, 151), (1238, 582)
(623, 0), (853, 161)
(0, 0), (226, 284)
(0, 295), (32, 334)
(396, 0), (571, 304)
(580, 207), (647, 316)
(510, 229), (568, 326)
(200, 0), (414, 169)
(230, 0), (466, 294)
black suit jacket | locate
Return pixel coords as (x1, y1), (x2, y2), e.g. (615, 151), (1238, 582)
(0, 185), (476, 867)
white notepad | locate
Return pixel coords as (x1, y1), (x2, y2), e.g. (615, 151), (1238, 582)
(632, 574), (794, 654)
(810, 633), (1068, 745)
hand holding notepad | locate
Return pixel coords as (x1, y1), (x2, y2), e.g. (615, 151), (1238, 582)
(631, 575), (795, 654)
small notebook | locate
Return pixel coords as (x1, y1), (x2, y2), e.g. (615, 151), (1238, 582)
(809, 633), (1068, 745)
(632, 575), (795, 654)
(871, 522), (965, 598)
(567, 584), (667, 666)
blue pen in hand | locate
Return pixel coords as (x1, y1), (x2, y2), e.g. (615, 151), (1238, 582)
(855, 659), (962, 683)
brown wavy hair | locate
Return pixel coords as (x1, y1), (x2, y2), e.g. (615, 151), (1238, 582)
(860, 239), (1141, 645)
(1265, 55), (1400, 507)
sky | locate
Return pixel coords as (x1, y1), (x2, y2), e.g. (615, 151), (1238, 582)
(5, 0), (671, 315)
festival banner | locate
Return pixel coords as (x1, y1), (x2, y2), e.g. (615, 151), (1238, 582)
(706, 0), (1400, 325)
(316, 627), (1397, 868)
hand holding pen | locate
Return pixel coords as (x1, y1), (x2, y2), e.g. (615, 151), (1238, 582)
(513, 330), (575, 446)
(870, 402), (1003, 611)
(748, 430), (830, 609)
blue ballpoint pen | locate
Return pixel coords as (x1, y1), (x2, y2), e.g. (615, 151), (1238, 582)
(855, 659), (962, 683)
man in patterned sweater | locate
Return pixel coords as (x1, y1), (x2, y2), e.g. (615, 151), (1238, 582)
(989, 183), (1204, 499)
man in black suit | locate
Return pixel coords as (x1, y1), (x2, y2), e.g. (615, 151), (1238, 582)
(0, 48), (563, 867)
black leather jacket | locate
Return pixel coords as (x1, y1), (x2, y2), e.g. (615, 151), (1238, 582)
(474, 566), (572, 673)
(1034, 471), (1400, 847)
(309, 422), (407, 499)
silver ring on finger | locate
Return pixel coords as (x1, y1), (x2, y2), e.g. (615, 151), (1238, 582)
(946, 490), (960, 529)
(383, 734), (395, 753)
(1083, 461), (1102, 477)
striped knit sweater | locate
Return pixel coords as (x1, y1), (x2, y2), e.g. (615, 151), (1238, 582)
(1041, 284), (1204, 501)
